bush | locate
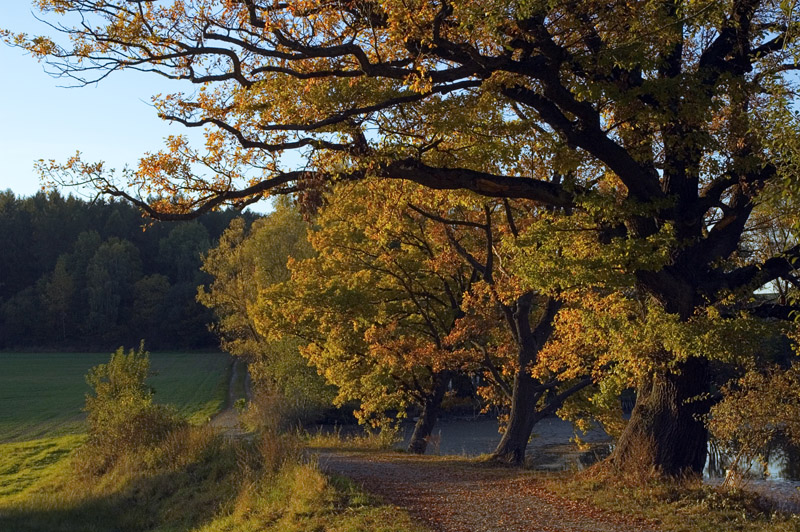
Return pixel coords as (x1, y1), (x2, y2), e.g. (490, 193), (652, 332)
(81, 342), (185, 472)
(708, 364), (800, 486)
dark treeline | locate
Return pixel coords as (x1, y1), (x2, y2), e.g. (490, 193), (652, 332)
(0, 190), (256, 351)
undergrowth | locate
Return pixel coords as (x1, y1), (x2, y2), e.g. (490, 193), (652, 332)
(303, 424), (401, 451)
(543, 460), (800, 532)
(0, 424), (425, 532)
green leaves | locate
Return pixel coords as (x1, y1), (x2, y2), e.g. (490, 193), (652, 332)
(199, 200), (331, 411)
(83, 343), (183, 470)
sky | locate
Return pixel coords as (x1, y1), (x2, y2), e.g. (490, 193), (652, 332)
(0, 4), (205, 199)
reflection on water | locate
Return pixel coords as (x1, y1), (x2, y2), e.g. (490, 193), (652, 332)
(705, 438), (800, 481)
(403, 417), (800, 481)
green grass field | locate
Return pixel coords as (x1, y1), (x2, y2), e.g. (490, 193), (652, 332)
(0, 351), (231, 443)
(0, 350), (424, 532)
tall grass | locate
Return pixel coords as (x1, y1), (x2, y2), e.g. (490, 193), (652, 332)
(303, 424), (401, 451)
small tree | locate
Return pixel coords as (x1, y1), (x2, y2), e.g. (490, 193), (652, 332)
(84, 343), (182, 469)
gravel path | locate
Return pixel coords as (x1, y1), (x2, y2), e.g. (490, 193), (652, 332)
(319, 452), (661, 532)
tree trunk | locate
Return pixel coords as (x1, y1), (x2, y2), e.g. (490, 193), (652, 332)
(610, 357), (710, 476)
(490, 369), (547, 464)
(490, 297), (562, 465)
(407, 372), (449, 454)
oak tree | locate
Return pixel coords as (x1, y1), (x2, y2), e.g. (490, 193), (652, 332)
(412, 197), (595, 464)
(255, 182), (479, 453)
(13, 0), (800, 474)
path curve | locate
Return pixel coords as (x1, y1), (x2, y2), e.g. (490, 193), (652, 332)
(319, 452), (660, 532)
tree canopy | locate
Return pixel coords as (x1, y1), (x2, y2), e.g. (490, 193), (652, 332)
(9, 0), (800, 475)
(198, 198), (333, 417)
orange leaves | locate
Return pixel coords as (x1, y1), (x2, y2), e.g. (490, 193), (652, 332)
(365, 323), (454, 372)
(534, 289), (642, 393)
(17, 0), (576, 218)
(28, 35), (58, 57)
(35, 152), (111, 196)
(249, 180), (490, 425)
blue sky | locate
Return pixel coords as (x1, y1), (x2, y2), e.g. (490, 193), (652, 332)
(0, 4), (204, 199)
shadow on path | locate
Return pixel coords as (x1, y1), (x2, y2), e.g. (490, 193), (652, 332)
(319, 452), (661, 532)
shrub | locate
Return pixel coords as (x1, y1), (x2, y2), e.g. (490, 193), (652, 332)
(708, 364), (800, 486)
(81, 342), (185, 472)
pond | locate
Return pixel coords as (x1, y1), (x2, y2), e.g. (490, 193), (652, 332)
(387, 416), (800, 511)
(705, 438), (800, 482)
(323, 415), (800, 487)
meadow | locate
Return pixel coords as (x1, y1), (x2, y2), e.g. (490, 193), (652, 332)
(0, 351), (423, 532)
(0, 351), (232, 502)
(0, 351), (231, 443)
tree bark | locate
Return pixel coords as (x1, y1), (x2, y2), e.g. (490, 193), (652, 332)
(407, 371), (449, 454)
(611, 268), (714, 477)
(490, 369), (548, 464)
(610, 357), (710, 476)
(490, 297), (562, 465)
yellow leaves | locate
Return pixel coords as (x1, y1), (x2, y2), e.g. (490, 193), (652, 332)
(405, 71), (434, 94)
(34, 0), (72, 15)
(365, 324), (454, 372)
(0, 29), (59, 59)
(482, 71), (530, 93)
(507, 208), (676, 296)
(709, 362), (800, 478)
(29, 35), (58, 57)
(538, 281), (785, 427)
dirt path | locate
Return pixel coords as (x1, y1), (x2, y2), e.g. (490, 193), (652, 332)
(319, 452), (660, 532)
(210, 358), (248, 434)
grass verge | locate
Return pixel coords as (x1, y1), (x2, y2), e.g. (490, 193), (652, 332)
(542, 464), (800, 532)
(0, 426), (427, 532)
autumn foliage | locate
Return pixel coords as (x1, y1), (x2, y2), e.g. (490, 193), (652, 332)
(9, 0), (800, 475)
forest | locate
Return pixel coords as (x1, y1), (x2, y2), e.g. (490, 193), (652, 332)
(0, 190), (254, 350)
(4, 0), (800, 530)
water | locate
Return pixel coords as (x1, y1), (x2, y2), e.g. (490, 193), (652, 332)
(399, 417), (800, 482)
(705, 438), (800, 481)
(398, 416), (612, 471)
(704, 439), (800, 512)
(325, 416), (800, 482)
(326, 415), (800, 511)
(406, 417), (800, 509)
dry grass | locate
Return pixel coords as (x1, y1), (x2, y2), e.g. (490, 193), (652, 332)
(0, 423), (423, 532)
(303, 424), (401, 451)
(543, 461), (800, 532)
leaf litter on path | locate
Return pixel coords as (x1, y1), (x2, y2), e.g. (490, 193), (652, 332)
(319, 452), (660, 532)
